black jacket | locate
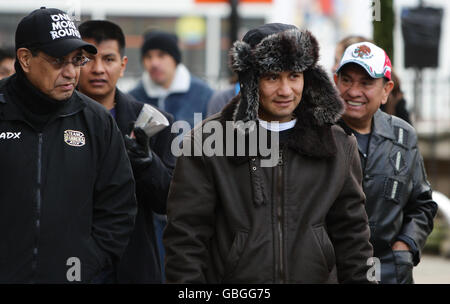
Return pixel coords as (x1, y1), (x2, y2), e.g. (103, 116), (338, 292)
(164, 96), (374, 283)
(0, 77), (137, 283)
(113, 89), (175, 283)
(340, 110), (437, 284)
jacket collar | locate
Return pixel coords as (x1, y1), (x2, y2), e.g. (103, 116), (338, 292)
(57, 91), (87, 117)
(141, 63), (191, 98)
(371, 109), (396, 141)
(0, 77), (28, 122)
(337, 110), (396, 140)
(0, 76), (86, 123)
(113, 88), (137, 134)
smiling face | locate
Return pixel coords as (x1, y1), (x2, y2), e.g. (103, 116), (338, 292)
(19, 48), (82, 101)
(258, 71), (304, 123)
(78, 38), (127, 103)
(334, 63), (394, 133)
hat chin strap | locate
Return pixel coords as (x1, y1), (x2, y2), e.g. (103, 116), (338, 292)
(233, 72), (260, 123)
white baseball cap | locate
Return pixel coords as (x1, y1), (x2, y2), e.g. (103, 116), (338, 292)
(335, 41), (392, 80)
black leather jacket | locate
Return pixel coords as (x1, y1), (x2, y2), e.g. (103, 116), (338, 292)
(340, 110), (437, 284)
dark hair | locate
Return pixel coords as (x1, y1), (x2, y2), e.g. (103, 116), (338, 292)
(0, 47), (15, 62)
(27, 46), (40, 57)
(78, 20), (126, 56)
(333, 36), (373, 73)
(389, 69), (401, 95)
(336, 35), (373, 53)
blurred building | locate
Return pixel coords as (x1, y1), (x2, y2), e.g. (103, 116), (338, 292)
(394, 0), (450, 196)
(0, 0), (448, 195)
(0, 0), (375, 89)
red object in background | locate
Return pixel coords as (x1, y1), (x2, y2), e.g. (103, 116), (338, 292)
(195, 0), (272, 3)
(319, 0), (333, 16)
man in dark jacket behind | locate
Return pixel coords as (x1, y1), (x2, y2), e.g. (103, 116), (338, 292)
(164, 23), (374, 283)
(128, 30), (212, 279)
(0, 7), (137, 283)
(334, 42), (437, 283)
(78, 20), (176, 283)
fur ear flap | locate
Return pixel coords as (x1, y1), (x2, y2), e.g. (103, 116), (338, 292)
(229, 40), (260, 123)
(229, 40), (253, 74)
(232, 72), (260, 123)
(301, 65), (344, 126)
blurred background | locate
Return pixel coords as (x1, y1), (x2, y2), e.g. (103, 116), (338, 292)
(0, 0), (449, 281)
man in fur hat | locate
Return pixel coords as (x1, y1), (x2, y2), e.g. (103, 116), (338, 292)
(163, 23), (374, 283)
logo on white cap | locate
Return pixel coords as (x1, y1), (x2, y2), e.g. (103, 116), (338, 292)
(337, 41), (392, 80)
(352, 44), (374, 60)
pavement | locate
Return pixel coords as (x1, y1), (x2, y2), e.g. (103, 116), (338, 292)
(414, 254), (450, 284)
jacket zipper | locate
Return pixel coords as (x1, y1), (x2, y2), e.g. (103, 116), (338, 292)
(277, 148), (285, 283)
(360, 151), (368, 172)
(358, 147), (370, 186)
(32, 133), (43, 282)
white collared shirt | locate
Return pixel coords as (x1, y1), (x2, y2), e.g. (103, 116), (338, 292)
(258, 118), (297, 132)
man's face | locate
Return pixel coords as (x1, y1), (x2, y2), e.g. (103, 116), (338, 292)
(142, 49), (177, 88)
(334, 63), (394, 128)
(78, 39), (127, 100)
(258, 71), (304, 123)
(0, 57), (15, 79)
(24, 48), (82, 101)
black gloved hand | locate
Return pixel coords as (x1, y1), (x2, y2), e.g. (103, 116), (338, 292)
(124, 127), (153, 174)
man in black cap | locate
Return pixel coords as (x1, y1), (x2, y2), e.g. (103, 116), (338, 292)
(164, 23), (374, 283)
(0, 7), (137, 283)
(129, 30), (214, 128)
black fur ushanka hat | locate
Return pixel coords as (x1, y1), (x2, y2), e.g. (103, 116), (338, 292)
(229, 23), (343, 126)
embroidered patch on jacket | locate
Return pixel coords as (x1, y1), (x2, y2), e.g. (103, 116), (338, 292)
(384, 177), (403, 204)
(394, 126), (409, 148)
(390, 150), (406, 174)
(64, 130), (85, 147)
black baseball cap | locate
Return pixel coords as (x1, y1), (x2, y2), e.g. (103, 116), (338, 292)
(15, 7), (97, 58)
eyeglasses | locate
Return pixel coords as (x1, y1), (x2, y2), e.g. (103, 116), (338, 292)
(38, 53), (90, 69)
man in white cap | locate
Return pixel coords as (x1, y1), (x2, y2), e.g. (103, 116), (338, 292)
(334, 42), (437, 283)
(0, 7), (137, 283)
